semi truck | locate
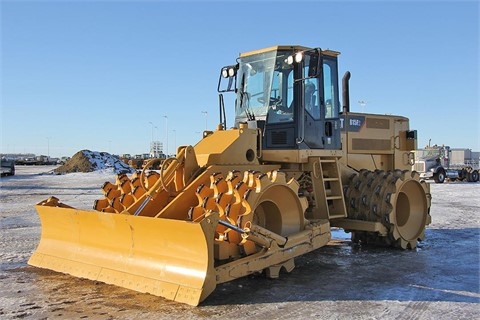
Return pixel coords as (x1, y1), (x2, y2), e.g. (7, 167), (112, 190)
(413, 145), (479, 183)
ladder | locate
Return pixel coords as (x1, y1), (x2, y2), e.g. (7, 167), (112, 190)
(314, 158), (347, 219)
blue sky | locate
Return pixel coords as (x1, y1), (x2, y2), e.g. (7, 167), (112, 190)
(1, 0), (479, 158)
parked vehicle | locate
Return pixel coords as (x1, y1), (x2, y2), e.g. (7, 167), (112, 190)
(1, 158), (15, 177)
(413, 145), (479, 183)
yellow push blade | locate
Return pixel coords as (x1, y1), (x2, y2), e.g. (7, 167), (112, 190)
(28, 204), (217, 306)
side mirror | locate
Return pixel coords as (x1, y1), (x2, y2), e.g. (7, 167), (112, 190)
(308, 49), (321, 77)
(406, 130), (417, 139)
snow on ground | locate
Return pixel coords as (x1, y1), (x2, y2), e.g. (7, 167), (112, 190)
(1, 165), (116, 209)
(0, 165), (479, 319)
(0, 166), (117, 274)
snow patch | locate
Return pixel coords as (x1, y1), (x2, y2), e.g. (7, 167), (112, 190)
(54, 150), (134, 174)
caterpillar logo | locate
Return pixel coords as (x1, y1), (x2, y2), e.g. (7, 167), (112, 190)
(340, 115), (365, 132)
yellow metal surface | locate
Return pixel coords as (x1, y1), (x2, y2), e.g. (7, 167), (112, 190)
(215, 219), (331, 284)
(239, 45), (340, 58)
(261, 149), (343, 163)
(240, 45), (308, 57)
(28, 204), (218, 306)
(330, 219), (388, 234)
(193, 127), (260, 167)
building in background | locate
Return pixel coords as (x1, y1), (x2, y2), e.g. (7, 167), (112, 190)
(150, 141), (163, 158)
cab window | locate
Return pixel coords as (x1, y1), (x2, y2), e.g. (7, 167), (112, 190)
(303, 56), (320, 120)
(323, 59), (339, 119)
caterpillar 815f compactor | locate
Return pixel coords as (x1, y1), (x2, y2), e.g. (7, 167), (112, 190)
(29, 45), (432, 306)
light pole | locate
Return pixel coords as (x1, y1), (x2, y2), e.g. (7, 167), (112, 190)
(148, 121), (155, 142)
(358, 100), (367, 113)
(46, 137), (50, 158)
(148, 122), (155, 157)
(172, 129), (176, 155)
(201, 111), (208, 130)
(163, 115), (168, 156)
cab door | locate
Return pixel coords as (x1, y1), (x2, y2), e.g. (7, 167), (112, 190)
(303, 56), (341, 150)
(303, 76), (325, 149)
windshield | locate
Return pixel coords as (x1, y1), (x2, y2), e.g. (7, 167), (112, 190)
(417, 148), (441, 158)
(236, 50), (294, 122)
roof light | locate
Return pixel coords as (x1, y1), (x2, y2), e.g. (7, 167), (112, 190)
(295, 52), (303, 63)
(221, 68), (229, 78)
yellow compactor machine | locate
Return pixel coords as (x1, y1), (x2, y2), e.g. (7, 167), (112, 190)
(29, 45), (431, 306)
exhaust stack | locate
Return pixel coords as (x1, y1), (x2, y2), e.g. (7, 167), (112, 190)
(342, 71), (351, 113)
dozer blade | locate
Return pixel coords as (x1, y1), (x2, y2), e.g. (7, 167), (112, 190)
(28, 204), (218, 306)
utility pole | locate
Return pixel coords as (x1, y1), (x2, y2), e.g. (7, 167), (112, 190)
(163, 115), (168, 156)
(358, 100), (367, 113)
(46, 137), (50, 158)
(172, 129), (176, 155)
(201, 111), (208, 130)
(148, 122), (155, 142)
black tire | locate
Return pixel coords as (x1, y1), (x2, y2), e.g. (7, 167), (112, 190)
(434, 169), (446, 183)
(470, 170), (479, 183)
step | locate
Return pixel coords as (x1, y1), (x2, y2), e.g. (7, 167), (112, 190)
(320, 159), (336, 163)
(326, 196), (343, 201)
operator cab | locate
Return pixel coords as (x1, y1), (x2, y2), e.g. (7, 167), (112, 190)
(219, 45), (341, 150)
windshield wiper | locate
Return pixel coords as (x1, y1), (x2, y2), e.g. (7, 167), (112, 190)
(239, 75), (255, 121)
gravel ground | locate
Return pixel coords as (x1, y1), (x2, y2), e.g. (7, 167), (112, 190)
(1, 166), (479, 319)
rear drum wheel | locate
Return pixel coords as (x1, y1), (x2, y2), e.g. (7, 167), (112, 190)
(344, 170), (431, 249)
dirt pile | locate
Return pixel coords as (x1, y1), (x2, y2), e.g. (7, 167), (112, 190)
(54, 150), (134, 174)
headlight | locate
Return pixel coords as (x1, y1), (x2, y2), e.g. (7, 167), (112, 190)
(221, 68), (229, 78)
(221, 66), (236, 78)
(295, 52), (303, 63)
(286, 52), (304, 65)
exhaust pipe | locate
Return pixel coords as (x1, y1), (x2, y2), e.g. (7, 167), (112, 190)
(342, 71), (351, 113)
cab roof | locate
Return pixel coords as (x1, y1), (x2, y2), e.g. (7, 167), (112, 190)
(239, 45), (340, 58)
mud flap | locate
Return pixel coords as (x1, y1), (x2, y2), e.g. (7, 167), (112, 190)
(28, 205), (218, 306)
